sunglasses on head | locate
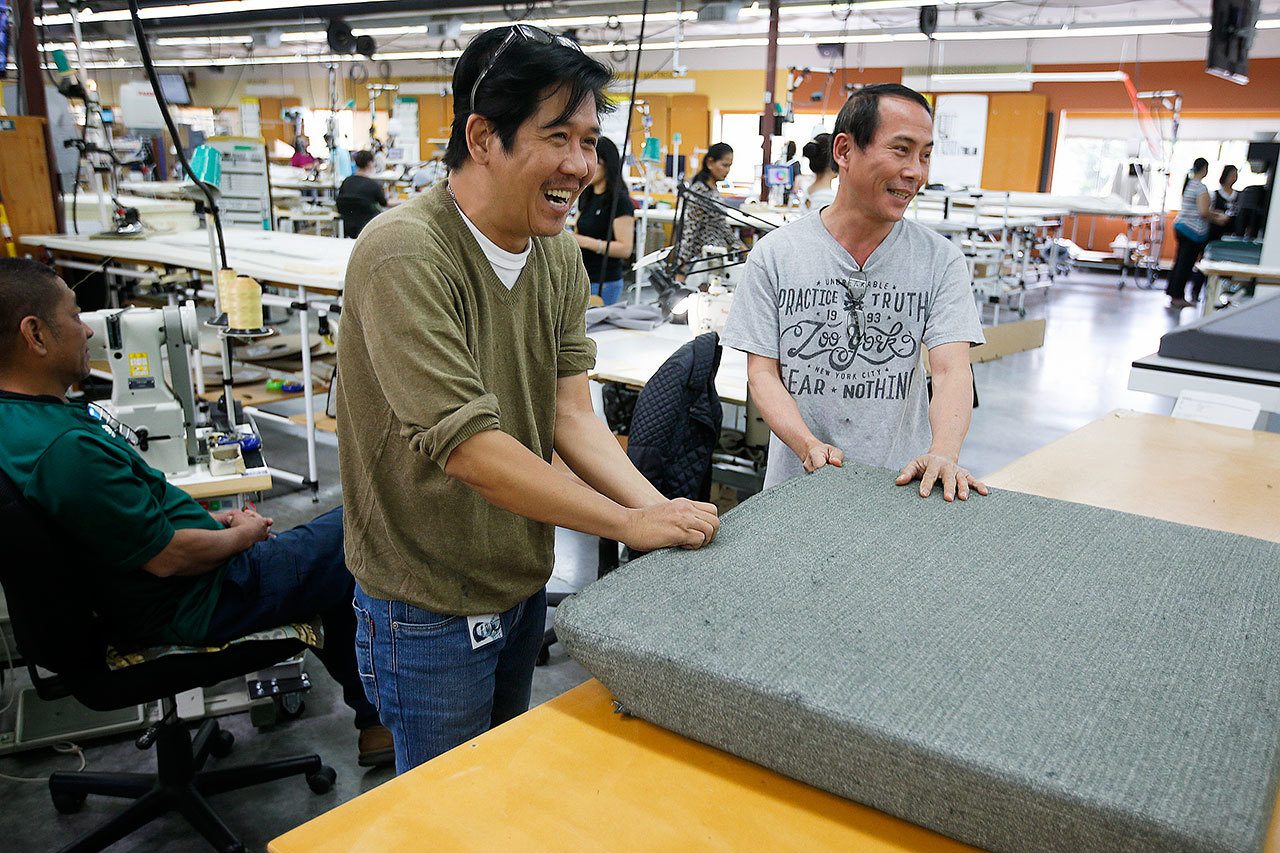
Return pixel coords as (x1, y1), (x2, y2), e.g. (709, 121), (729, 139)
(469, 25), (584, 112)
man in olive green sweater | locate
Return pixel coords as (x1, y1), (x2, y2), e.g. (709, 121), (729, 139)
(337, 25), (721, 773)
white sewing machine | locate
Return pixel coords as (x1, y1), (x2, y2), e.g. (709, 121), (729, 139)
(83, 304), (202, 475)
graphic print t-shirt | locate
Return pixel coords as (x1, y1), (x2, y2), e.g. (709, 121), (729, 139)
(722, 212), (984, 488)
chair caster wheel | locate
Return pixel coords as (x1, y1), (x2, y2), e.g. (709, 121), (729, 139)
(210, 728), (235, 758)
(307, 766), (337, 794)
(52, 791), (87, 814)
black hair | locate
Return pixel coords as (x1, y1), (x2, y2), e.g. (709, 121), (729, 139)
(352, 150), (374, 170)
(588, 136), (623, 202)
(802, 133), (833, 176)
(0, 259), (64, 354)
(833, 83), (933, 152)
(784, 140), (796, 160)
(1219, 164), (1238, 185)
(694, 142), (733, 187)
(445, 26), (615, 171)
(1184, 157), (1210, 193)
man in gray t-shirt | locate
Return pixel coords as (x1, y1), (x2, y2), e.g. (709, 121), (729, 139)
(723, 83), (987, 500)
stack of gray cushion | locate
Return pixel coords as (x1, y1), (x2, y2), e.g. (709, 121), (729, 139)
(1157, 294), (1280, 372)
(556, 464), (1280, 853)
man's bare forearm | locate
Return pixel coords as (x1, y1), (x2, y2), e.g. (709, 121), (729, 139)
(746, 353), (819, 459)
(554, 409), (665, 509)
(143, 527), (256, 578)
(927, 363), (974, 461)
(446, 429), (634, 540)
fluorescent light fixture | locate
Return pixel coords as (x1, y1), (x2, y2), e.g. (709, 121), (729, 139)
(934, 21), (1210, 40)
(280, 25), (435, 44)
(932, 70), (1130, 83)
(36, 0), (412, 26)
(40, 39), (133, 51)
(156, 35), (254, 45)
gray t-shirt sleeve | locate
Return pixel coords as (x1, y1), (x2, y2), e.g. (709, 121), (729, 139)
(923, 250), (985, 351)
(722, 247), (780, 358)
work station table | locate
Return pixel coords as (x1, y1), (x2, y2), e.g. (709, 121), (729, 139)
(268, 409), (1280, 852)
(24, 230), (350, 496)
(1197, 259), (1280, 316)
(1129, 294), (1280, 421)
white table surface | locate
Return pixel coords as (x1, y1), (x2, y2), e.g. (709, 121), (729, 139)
(589, 323), (748, 405)
(23, 228), (351, 293)
(1129, 352), (1280, 414)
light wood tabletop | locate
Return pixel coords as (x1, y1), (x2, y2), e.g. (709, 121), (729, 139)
(270, 410), (1280, 852)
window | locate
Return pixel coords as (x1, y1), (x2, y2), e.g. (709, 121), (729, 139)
(1052, 113), (1278, 210)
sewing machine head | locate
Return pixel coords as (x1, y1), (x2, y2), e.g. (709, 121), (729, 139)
(83, 303), (202, 475)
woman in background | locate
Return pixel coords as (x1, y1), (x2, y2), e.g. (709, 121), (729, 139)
(677, 143), (739, 278)
(802, 133), (837, 211)
(1166, 157), (1228, 309)
(573, 137), (636, 305)
(290, 135), (318, 169)
(1209, 164), (1238, 241)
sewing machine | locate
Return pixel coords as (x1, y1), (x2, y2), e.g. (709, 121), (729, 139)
(83, 304), (202, 475)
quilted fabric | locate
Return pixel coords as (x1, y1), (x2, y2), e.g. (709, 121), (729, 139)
(626, 332), (723, 501)
(556, 463), (1280, 853)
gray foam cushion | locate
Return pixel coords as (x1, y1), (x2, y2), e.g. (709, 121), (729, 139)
(1157, 294), (1280, 372)
(556, 464), (1280, 853)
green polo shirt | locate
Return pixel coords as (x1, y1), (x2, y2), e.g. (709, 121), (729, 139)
(0, 391), (224, 646)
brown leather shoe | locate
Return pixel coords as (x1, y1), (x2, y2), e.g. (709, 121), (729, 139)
(358, 724), (395, 768)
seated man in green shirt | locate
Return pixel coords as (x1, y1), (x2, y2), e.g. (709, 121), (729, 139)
(0, 259), (392, 767)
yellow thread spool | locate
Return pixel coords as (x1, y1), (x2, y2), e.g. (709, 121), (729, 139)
(216, 268), (237, 316)
(226, 275), (264, 331)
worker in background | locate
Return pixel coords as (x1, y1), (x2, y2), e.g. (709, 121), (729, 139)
(336, 150), (388, 239)
(337, 24), (719, 776)
(676, 142), (741, 281)
(0, 259), (394, 768)
(1166, 157), (1230, 309)
(722, 83), (988, 502)
(572, 137), (636, 305)
(801, 132), (837, 211)
(290, 135), (318, 169)
(1189, 164), (1241, 302)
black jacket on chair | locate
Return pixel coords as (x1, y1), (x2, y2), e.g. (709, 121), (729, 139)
(626, 332), (723, 502)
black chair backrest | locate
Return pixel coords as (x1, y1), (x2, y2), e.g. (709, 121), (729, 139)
(0, 468), (109, 678)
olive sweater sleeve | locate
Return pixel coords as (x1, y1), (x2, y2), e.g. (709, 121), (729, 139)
(357, 252), (502, 469)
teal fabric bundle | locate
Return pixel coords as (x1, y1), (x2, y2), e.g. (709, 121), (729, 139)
(556, 464), (1280, 853)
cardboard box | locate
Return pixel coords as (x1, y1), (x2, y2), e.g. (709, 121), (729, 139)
(970, 317), (1046, 364)
(921, 317), (1047, 372)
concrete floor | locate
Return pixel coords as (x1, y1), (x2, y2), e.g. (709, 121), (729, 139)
(0, 269), (1190, 851)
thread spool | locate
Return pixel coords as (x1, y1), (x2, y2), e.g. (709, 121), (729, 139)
(215, 268), (237, 314)
(225, 275), (264, 331)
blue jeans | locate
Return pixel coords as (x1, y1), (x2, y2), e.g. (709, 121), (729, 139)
(352, 584), (547, 774)
(591, 278), (624, 305)
(205, 507), (380, 730)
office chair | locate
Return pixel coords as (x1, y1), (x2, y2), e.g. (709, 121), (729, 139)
(0, 470), (335, 853)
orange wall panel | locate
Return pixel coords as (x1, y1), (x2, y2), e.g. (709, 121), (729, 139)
(980, 94), (1047, 192)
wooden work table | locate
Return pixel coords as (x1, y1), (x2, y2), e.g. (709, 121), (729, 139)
(270, 410), (1280, 852)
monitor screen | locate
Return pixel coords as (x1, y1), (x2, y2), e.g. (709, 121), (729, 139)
(157, 72), (192, 106)
(764, 163), (793, 188)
